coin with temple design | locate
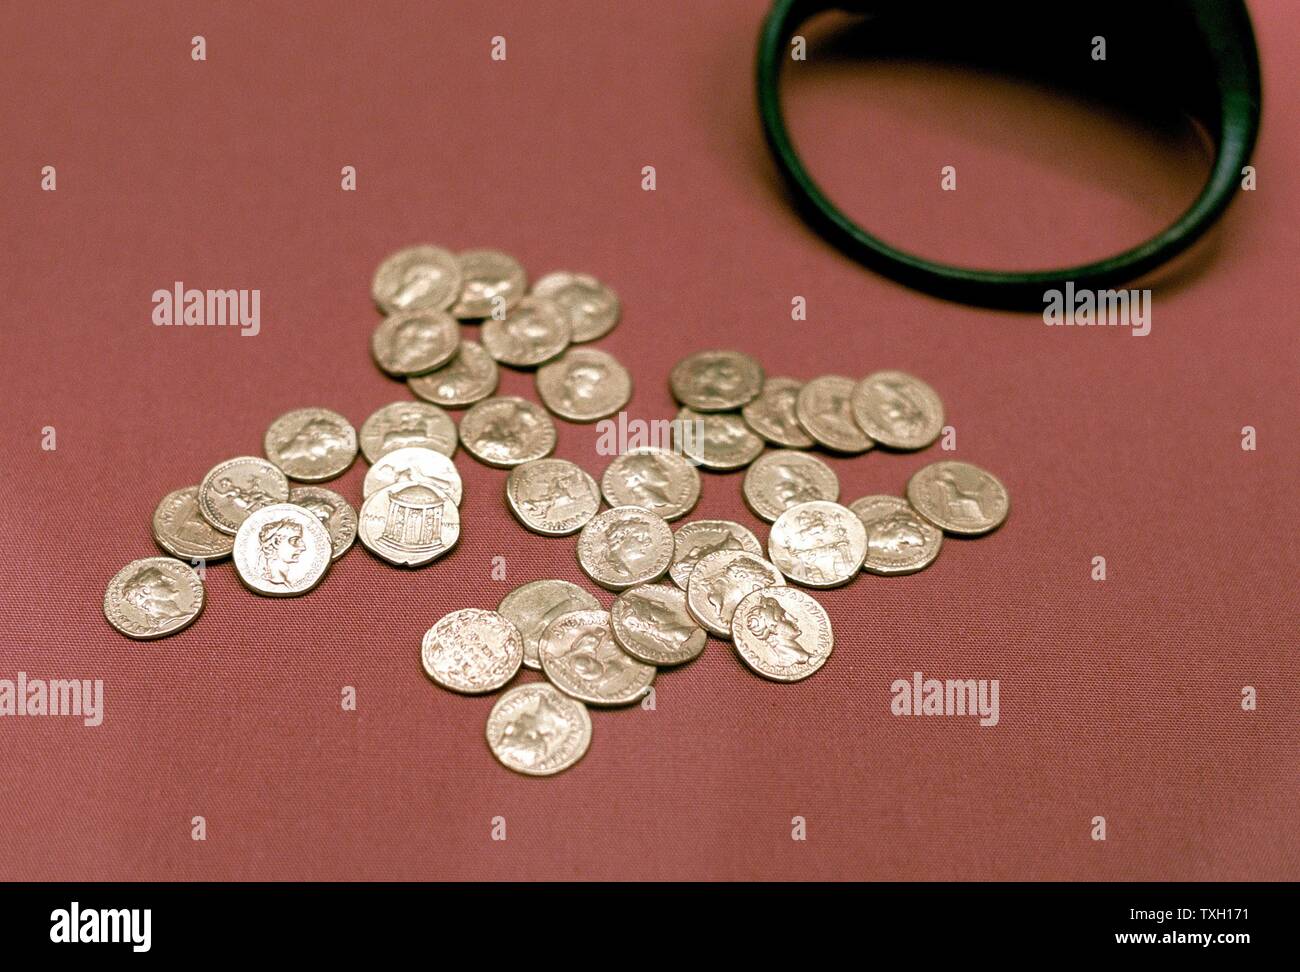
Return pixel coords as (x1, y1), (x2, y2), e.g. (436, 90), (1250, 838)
(421, 609), (523, 694)
(289, 486), (357, 560)
(540, 609), (655, 707)
(358, 401), (456, 463)
(731, 586), (832, 682)
(906, 461), (1009, 536)
(849, 495), (942, 574)
(233, 503), (333, 597)
(487, 683), (592, 776)
(669, 350), (764, 411)
(264, 407), (358, 482)
(498, 579), (601, 671)
(152, 486), (234, 561)
(451, 249), (527, 320)
(408, 340), (499, 408)
(577, 506), (674, 591)
(685, 548), (785, 638)
(742, 449), (839, 523)
(198, 456), (290, 535)
(371, 244), (461, 315)
(850, 370), (944, 451)
(358, 480), (461, 566)
(505, 458), (601, 536)
(371, 308), (459, 377)
(796, 375), (874, 454)
(768, 500), (867, 588)
(600, 447), (700, 522)
(611, 584), (707, 666)
(103, 557), (205, 640)
(531, 271), (621, 342)
(460, 396), (557, 468)
(742, 377), (814, 449)
(668, 519), (763, 590)
(536, 348), (631, 421)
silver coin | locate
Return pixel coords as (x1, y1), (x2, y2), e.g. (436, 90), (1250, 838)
(576, 505), (673, 591)
(669, 350), (764, 411)
(451, 249), (527, 320)
(408, 340), (499, 408)
(850, 370), (945, 450)
(535, 348), (631, 422)
(600, 447), (700, 522)
(421, 608), (523, 695)
(906, 461), (1010, 536)
(742, 377), (814, 448)
(358, 400), (456, 463)
(673, 408), (764, 471)
(498, 579), (601, 671)
(362, 446), (462, 502)
(358, 480), (461, 566)
(611, 584), (707, 666)
(731, 586), (832, 682)
(487, 682), (592, 776)
(197, 456), (290, 535)
(540, 609), (655, 707)
(151, 486), (234, 561)
(103, 557), (205, 640)
(685, 549), (785, 638)
(849, 495), (942, 575)
(531, 271), (621, 343)
(796, 375), (874, 454)
(370, 308), (459, 377)
(263, 407), (358, 482)
(232, 503), (333, 597)
(767, 500), (867, 588)
(481, 295), (571, 368)
(742, 449), (840, 523)
(505, 458), (601, 536)
(289, 485), (357, 561)
(371, 244), (461, 315)
(668, 519), (763, 590)
(460, 396), (557, 468)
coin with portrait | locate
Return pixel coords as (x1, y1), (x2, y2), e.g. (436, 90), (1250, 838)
(103, 557), (205, 640)
(421, 608), (523, 695)
(731, 586), (833, 683)
(850, 370), (944, 451)
(742, 377), (814, 448)
(673, 408), (764, 472)
(289, 485), (357, 560)
(505, 458), (601, 536)
(487, 683), (592, 776)
(151, 486), (234, 561)
(600, 447), (700, 522)
(539, 609), (655, 707)
(358, 400), (456, 463)
(497, 579), (601, 670)
(264, 407), (358, 482)
(371, 244), (461, 315)
(668, 519), (763, 590)
(576, 506), (674, 591)
(685, 548), (785, 638)
(408, 340), (499, 408)
(198, 456), (290, 535)
(742, 449), (839, 523)
(481, 295), (571, 368)
(371, 308), (459, 377)
(611, 584), (707, 666)
(796, 375), (874, 454)
(460, 396), (557, 468)
(531, 271), (621, 342)
(233, 503), (333, 597)
(849, 495), (942, 575)
(669, 350), (764, 411)
(451, 249), (526, 320)
(536, 348), (631, 422)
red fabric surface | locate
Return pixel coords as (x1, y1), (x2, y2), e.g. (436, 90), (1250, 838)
(1, 1), (1296, 881)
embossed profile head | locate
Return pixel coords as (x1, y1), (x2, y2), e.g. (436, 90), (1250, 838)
(394, 318), (438, 367)
(123, 567), (185, 621)
(707, 557), (772, 615)
(698, 359), (741, 398)
(621, 454), (671, 505)
(869, 512), (925, 553)
(281, 418), (343, 460)
(561, 363), (605, 404)
(498, 695), (565, 766)
(744, 595), (809, 666)
(604, 521), (651, 575)
(875, 380), (924, 429)
(257, 517), (306, 584)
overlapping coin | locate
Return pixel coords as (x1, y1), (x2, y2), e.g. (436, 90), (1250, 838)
(497, 579), (601, 670)
(742, 449), (839, 522)
(460, 396), (557, 468)
(232, 503), (333, 597)
(264, 407), (358, 482)
(767, 500), (867, 588)
(421, 608), (523, 694)
(796, 375), (874, 453)
(151, 486), (234, 561)
(505, 458), (601, 536)
(408, 340), (500, 408)
(536, 348), (631, 422)
(358, 400), (456, 463)
(611, 584), (707, 666)
(685, 548), (785, 638)
(362, 446), (462, 503)
(577, 506), (674, 591)
(600, 447), (700, 522)
(668, 519), (763, 590)
(531, 271), (620, 343)
(742, 377), (814, 448)
(481, 295), (571, 368)
(850, 370), (944, 450)
(358, 481), (460, 566)
(289, 486), (357, 560)
(539, 609), (655, 706)
(103, 557), (205, 640)
(451, 249), (526, 320)
(487, 683), (592, 776)
(197, 456), (290, 535)
(849, 495), (942, 575)
(371, 244), (461, 314)
(669, 350), (764, 411)
(673, 408), (764, 471)
(371, 308), (459, 377)
(731, 586), (833, 682)
(906, 461), (1010, 535)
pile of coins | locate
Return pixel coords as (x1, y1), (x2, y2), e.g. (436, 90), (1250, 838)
(104, 242), (1011, 781)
